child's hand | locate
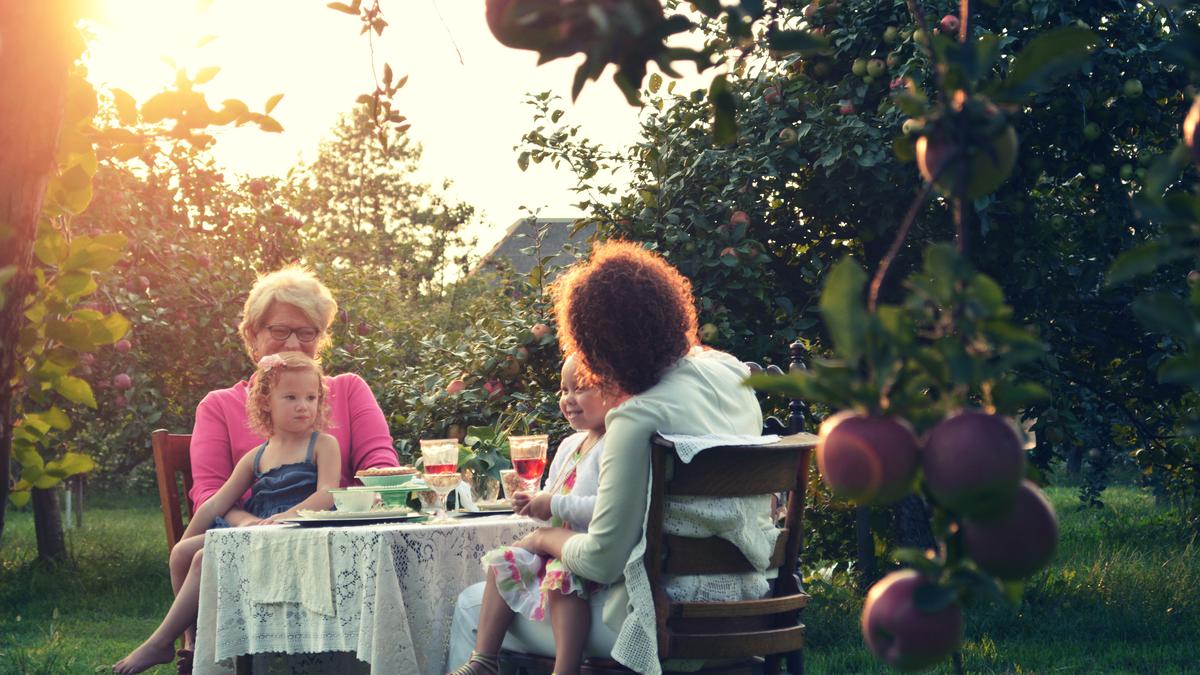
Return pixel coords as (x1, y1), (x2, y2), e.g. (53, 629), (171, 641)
(511, 491), (534, 514)
(525, 493), (553, 521)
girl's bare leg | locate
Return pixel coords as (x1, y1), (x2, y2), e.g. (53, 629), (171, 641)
(113, 548), (206, 674)
(461, 570), (514, 674)
(168, 535), (206, 650)
(548, 589), (591, 675)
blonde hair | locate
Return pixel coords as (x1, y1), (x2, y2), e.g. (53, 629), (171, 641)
(245, 352), (331, 437)
(239, 265), (338, 361)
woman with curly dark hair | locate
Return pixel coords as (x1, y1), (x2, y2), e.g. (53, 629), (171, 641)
(449, 241), (772, 675)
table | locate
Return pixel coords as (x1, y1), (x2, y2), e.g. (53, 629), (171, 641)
(194, 515), (536, 675)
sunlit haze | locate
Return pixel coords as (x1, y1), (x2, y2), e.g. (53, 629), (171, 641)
(85, 0), (700, 254)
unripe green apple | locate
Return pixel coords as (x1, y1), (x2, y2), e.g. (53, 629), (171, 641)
(867, 58), (886, 77)
(883, 26), (899, 44)
(1123, 78), (1144, 98)
(852, 58), (868, 77)
(1120, 164), (1134, 180)
(1088, 163), (1106, 180)
(1083, 122), (1101, 141)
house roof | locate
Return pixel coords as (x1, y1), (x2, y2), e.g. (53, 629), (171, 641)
(473, 217), (597, 277)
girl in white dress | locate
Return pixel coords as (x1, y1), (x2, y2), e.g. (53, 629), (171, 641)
(450, 354), (624, 675)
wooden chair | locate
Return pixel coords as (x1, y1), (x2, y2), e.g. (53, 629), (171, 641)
(151, 429), (194, 553)
(502, 431), (818, 675)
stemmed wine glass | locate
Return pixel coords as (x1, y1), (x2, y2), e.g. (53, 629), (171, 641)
(420, 438), (461, 522)
(508, 435), (549, 493)
(423, 471), (462, 523)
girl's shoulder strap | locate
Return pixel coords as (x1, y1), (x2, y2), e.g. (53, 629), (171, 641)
(304, 431), (319, 463)
(252, 440), (270, 475)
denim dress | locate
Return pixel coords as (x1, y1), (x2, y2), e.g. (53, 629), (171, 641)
(212, 432), (320, 527)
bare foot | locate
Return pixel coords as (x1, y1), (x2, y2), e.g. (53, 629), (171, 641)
(112, 638), (175, 674)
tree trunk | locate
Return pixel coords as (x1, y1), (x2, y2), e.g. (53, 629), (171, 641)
(32, 487), (67, 563)
(892, 493), (937, 551)
(0, 3), (74, 544)
(855, 506), (876, 593)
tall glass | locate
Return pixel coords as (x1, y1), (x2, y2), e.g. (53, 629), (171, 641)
(508, 434), (549, 492)
(423, 472), (462, 523)
(420, 438), (459, 475)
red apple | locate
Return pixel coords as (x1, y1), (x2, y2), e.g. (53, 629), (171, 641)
(284, 215), (304, 229)
(356, 322), (371, 337)
(248, 179), (267, 195)
(719, 247), (739, 261)
(763, 86), (782, 105)
(113, 373), (133, 390)
(862, 570), (963, 671)
(922, 410), (1025, 520)
(483, 379), (505, 400)
(79, 353), (95, 366)
(730, 210), (751, 226)
(531, 323), (551, 340)
(198, 254), (211, 269)
(446, 379), (466, 395)
(114, 394), (128, 408)
(114, 339), (132, 353)
(817, 411), (919, 505)
(839, 103), (857, 115)
(515, 346), (530, 361)
(963, 480), (1058, 580)
(916, 110), (1018, 199)
(939, 14), (960, 34)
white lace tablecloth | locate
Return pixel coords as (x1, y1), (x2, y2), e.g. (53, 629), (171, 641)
(194, 516), (536, 675)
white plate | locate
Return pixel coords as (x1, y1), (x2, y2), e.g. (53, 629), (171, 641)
(344, 483), (428, 493)
(297, 508), (413, 520)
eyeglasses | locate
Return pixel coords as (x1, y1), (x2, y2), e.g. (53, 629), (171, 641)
(264, 324), (321, 343)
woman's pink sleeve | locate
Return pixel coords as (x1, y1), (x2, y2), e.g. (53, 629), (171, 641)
(189, 392), (234, 508)
(343, 374), (398, 471)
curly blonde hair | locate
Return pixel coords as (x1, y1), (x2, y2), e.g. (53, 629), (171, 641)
(245, 352), (331, 437)
(551, 240), (698, 395)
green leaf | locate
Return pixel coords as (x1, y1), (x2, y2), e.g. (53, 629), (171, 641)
(893, 547), (940, 574)
(47, 452), (94, 478)
(1132, 293), (1195, 340)
(709, 75), (737, 146)
(255, 115), (284, 133)
(194, 66), (220, 84)
(913, 583), (959, 612)
(57, 271), (96, 299)
(766, 28), (830, 54)
(648, 73), (662, 94)
(992, 381), (1050, 411)
(34, 228), (69, 266)
(54, 375), (96, 408)
(111, 88), (139, 125)
(327, 1), (357, 14)
(9, 490), (30, 508)
(1107, 242), (1189, 286)
(95, 312), (131, 344)
(46, 320), (94, 352)
(517, 152), (530, 172)
(1158, 353), (1200, 387)
(265, 93), (284, 114)
(819, 257), (869, 362)
(1001, 27), (1097, 100)
(43, 406), (71, 431)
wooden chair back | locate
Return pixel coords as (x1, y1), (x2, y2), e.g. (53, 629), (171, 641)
(151, 429), (194, 552)
(642, 432), (816, 674)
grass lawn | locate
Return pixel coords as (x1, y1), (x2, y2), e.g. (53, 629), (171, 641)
(1, 485), (1197, 673)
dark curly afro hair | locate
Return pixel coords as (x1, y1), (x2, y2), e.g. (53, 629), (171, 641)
(551, 240), (698, 395)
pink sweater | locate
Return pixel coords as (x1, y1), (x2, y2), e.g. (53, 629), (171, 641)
(188, 373), (398, 508)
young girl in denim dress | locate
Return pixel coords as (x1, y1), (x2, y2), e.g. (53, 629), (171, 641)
(451, 355), (625, 675)
(114, 352), (340, 674)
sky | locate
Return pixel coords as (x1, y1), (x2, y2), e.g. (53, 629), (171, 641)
(84, 0), (699, 254)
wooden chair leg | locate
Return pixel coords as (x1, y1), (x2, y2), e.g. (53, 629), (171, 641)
(786, 650), (803, 675)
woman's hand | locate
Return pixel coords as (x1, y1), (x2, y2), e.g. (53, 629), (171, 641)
(511, 490), (534, 514)
(512, 528), (544, 554)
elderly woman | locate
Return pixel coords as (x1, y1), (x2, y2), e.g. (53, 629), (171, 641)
(189, 265), (398, 524)
(448, 241), (774, 675)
